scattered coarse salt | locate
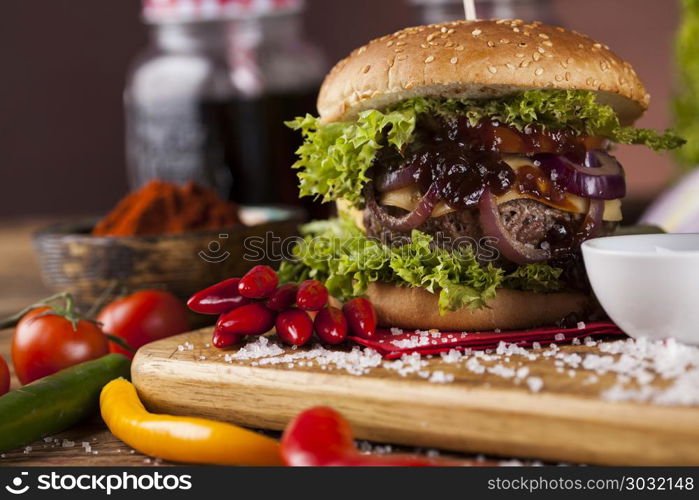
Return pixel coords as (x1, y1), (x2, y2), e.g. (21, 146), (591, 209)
(516, 367), (529, 379)
(488, 364), (516, 378)
(62, 440), (75, 448)
(428, 371), (454, 383)
(532, 342), (541, 350)
(231, 336), (284, 360)
(392, 335), (432, 349)
(43, 437), (53, 443)
(465, 356), (486, 375)
(554, 333), (566, 341)
(440, 349), (463, 364)
(593, 337), (699, 406)
(23, 446), (32, 454)
(526, 377), (544, 393)
(390, 327), (403, 336)
(577, 321), (586, 330)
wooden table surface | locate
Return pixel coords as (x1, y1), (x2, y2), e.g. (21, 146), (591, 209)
(0, 218), (165, 466)
(0, 219), (486, 467)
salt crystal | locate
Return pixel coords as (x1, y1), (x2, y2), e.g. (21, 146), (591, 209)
(440, 349), (463, 363)
(577, 321), (586, 330)
(428, 371), (455, 383)
(526, 377), (544, 393)
(488, 364), (516, 378)
(231, 336), (284, 360)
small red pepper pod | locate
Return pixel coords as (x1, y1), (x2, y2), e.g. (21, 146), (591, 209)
(188, 278), (250, 315)
(275, 308), (313, 346)
(238, 266), (279, 299)
(216, 303), (276, 340)
(314, 307), (347, 345)
(211, 321), (245, 349)
(265, 283), (299, 312)
(296, 280), (329, 311)
(342, 298), (377, 340)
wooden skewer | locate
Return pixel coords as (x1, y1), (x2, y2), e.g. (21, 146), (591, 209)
(462, 0), (477, 20)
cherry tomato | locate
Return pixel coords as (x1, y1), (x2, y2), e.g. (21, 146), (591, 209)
(238, 266), (279, 299)
(296, 280), (328, 311)
(98, 290), (189, 358)
(342, 298), (378, 340)
(0, 355), (9, 396)
(12, 307), (109, 385)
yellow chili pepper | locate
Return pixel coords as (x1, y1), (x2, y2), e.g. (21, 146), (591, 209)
(100, 378), (282, 466)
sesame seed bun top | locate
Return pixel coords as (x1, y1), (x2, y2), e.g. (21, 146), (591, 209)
(317, 19), (649, 125)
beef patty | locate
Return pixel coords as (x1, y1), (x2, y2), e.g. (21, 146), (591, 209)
(363, 198), (617, 265)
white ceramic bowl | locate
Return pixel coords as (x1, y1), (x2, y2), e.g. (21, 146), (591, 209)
(582, 233), (699, 345)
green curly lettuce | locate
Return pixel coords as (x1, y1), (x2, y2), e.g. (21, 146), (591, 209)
(287, 90), (684, 207)
(286, 107), (417, 206)
(278, 218), (564, 314)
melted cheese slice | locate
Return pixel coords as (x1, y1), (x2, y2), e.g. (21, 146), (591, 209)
(378, 155), (623, 222)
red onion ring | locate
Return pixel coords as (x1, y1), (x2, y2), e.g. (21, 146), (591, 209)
(365, 182), (440, 232)
(478, 189), (551, 264)
(535, 150), (625, 200)
(375, 165), (420, 192)
(575, 199), (605, 244)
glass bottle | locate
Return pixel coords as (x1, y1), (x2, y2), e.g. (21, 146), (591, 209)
(125, 0), (326, 208)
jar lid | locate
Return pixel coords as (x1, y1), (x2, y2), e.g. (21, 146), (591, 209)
(143, 0), (305, 23)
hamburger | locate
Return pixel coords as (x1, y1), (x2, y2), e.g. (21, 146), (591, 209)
(280, 19), (683, 331)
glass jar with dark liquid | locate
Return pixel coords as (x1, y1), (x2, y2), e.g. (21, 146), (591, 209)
(126, 0), (326, 212)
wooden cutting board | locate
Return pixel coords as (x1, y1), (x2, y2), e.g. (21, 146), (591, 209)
(132, 328), (699, 466)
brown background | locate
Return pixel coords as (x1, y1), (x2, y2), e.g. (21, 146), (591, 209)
(0, 0), (680, 217)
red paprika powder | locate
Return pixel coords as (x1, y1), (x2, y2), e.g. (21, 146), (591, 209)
(92, 180), (241, 237)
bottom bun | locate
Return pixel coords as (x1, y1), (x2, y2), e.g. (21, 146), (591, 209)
(366, 282), (592, 331)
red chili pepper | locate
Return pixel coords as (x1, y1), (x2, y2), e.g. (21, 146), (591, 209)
(281, 407), (482, 467)
(342, 298), (377, 340)
(216, 303), (276, 338)
(314, 307), (347, 345)
(275, 308), (313, 346)
(296, 280), (328, 311)
(265, 283), (298, 312)
(238, 266), (279, 299)
(187, 278), (251, 315)
(211, 321), (245, 349)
